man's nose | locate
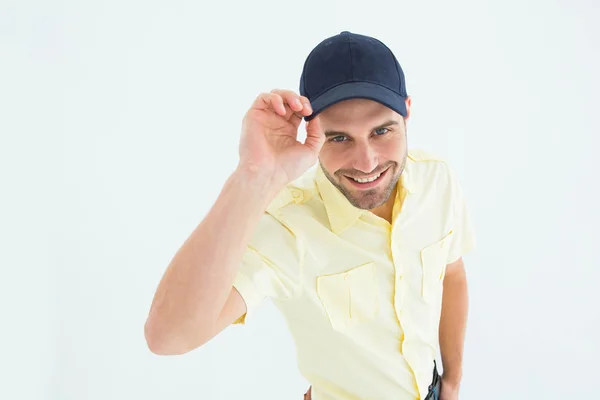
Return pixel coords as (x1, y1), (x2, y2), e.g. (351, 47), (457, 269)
(351, 143), (379, 174)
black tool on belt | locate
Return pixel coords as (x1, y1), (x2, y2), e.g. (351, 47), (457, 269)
(424, 361), (442, 400)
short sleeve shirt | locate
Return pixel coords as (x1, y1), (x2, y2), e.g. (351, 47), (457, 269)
(232, 149), (476, 400)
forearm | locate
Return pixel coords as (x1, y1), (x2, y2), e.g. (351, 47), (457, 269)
(439, 261), (469, 385)
(145, 168), (281, 352)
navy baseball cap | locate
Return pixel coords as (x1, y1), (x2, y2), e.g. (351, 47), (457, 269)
(299, 31), (408, 121)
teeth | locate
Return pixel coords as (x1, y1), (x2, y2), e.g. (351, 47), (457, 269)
(352, 173), (381, 183)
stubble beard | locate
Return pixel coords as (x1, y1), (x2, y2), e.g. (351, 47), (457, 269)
(321, 150), (408, 211)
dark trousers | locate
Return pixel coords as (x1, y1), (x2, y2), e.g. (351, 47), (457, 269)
(424, 361), (442, 400)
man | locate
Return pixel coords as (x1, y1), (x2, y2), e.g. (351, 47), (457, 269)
(144, 31), (475, 400)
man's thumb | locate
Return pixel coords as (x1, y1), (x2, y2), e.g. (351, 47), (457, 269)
(304, 116), (325, 153)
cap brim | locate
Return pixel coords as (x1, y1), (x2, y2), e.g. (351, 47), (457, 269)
(304, 81), (407, 121)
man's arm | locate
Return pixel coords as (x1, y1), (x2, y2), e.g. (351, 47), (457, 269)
(144, 170), (280, 355)
(439, 257), (469, 393)
(144, 89), (319, 356)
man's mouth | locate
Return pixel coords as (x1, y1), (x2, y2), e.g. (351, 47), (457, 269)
(350, 172), (383, 183)
(344, 167), (390, 188)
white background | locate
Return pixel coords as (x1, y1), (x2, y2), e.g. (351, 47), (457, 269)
(1, 0), (599, 399)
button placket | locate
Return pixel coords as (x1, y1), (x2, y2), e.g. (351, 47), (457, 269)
(344, 272), (351, 318)
(390, 235), (406, 325)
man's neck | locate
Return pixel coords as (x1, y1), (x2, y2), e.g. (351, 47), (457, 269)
(370, 190), (397, 224)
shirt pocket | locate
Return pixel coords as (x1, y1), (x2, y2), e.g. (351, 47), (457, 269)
(420, 230), (454, 303)
(316, 262), (380, 333)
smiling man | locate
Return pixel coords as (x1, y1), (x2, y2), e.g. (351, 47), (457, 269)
(145, 31), (476, 400)
(318, 100), (408, 222)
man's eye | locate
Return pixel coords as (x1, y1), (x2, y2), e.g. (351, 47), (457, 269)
(331, 136), (346, 142)
(375, 128), (389, 136)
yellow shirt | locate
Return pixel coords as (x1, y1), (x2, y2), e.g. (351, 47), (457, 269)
(232, 148), (476, 400)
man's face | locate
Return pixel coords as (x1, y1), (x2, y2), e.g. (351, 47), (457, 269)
(317, 98), (411, 211)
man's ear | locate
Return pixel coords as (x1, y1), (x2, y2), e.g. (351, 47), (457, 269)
(404, 96), (412, 121)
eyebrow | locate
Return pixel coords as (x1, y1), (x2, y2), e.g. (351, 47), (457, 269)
(324, 120), (400, 138)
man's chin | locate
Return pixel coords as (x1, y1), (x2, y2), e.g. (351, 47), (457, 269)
(345, 189), (388, 210)
(330, 168), (399, 210)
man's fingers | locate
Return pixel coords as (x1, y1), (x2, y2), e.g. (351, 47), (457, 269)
(297, 94), (314, 117)
(251, 90), (314, 132)
(280, 95), (312, 132)
(252, 90), (313, 121)
(271, 89), (303, 113)
(304, 386), (312, 400)
(253, 93), (287, 115)
(289, 112), (303, 129)
(270, 89), (313, 118)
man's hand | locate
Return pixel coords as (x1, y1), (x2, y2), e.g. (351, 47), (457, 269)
(240, 89), (323, 188)
(439, 377), (460, 400)
(304, 385), (312, 399)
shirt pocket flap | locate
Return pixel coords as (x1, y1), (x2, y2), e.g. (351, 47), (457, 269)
(316, 262), (379, 333)
(420, 230), (454, 302)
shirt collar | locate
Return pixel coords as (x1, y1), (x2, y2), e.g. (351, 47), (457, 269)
(315, 156), (420, 234)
